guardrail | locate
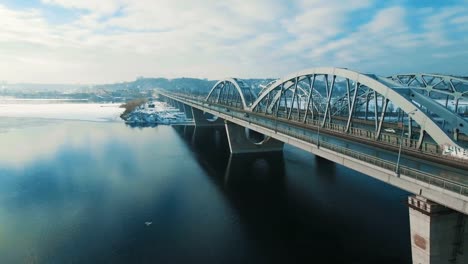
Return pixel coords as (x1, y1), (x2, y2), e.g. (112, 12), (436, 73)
(160, 92), (468, 197)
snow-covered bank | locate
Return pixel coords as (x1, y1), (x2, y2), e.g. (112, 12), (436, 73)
(122, 100), (191, 125)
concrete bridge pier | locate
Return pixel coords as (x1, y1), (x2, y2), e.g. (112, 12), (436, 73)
(408, 195), (468, 264)
(192, 108), (224, 126)
(172, 99), (180, 109)
(176, 101), (185, 111)
(225, 121), (284, 154)
(183, 104), (193, 119)
(166, 98), (175, 107)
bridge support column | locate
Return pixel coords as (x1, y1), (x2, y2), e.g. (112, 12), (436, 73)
(408, 195), (468, 264)
(192, 108), (224, 126)
(183, 104), (193, 119)
(225, 121), (283, 154)
(177, 101), (185, 111)
(168, 98), (174, 107)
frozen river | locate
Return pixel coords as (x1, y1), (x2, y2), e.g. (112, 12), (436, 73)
(0, 103), (124, 122)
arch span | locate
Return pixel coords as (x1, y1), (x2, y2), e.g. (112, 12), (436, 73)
(206, 78), (257, 109)
(389, 74), (468, 144)
(250, 67), (467, 152)
(390, 73), (468, 100)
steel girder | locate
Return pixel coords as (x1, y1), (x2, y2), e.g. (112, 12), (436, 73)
(250, 67), (466, 152)
(390, 73), (468, 137)
(255, 76), (326, 117)
(258, 80), (278, 97)
(390, 73), (468, 105)
(206, 78), (257, 109)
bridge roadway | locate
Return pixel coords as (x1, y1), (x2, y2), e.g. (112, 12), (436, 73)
(159, 91), (468, 215)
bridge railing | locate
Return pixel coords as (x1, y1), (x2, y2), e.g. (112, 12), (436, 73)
(269, 122), (468, 197)
(162, 92), (468, 197)
(319, 141), (468, 196)
(274, 109), (439, 153)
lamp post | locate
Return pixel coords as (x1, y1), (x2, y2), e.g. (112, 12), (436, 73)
(316, 110), (322, 148)
(395, 109), (418, 176)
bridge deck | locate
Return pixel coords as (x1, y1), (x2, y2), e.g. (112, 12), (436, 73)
(160, 91), (468, 214)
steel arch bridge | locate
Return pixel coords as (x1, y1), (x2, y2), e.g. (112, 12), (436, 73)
(159, 69), (468, 260)
(203, 67), (468, 157)
(389, 73), (468, 116)
(206, 78), (257, 109)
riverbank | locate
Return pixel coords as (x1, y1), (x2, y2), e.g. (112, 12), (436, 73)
(120, 99), (190, 125)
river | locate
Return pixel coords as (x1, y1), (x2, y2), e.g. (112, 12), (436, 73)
(0, 104), (411, 263)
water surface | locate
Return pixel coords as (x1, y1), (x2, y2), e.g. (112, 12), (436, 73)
(0, 114), (411, 263)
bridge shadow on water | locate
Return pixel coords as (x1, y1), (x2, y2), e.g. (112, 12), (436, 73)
(172, 125), (411, 264)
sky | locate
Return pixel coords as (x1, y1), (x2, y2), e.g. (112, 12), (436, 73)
(0, 0), (467, 84)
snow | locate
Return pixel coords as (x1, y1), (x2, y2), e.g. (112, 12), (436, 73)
(0, 103), (124, 122)
(0, 100), (191, 125)
(123, 101), (191, 125)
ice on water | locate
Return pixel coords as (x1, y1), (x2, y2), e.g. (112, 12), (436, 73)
(0, 103), (124, 122)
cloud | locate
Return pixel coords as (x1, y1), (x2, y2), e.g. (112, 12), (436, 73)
(0, 6), (54, 47)
(1, 1), (468, 83)
(1, 0), (288, 82)
(42, 0), (122, 15)
(282, 0), (373, 50)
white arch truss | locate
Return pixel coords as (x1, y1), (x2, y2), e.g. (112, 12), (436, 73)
(250, 67), (467, 153)
(206, 78), (257, 109)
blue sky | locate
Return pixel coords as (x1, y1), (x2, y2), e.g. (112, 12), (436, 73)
(0, 0), (467, 83)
